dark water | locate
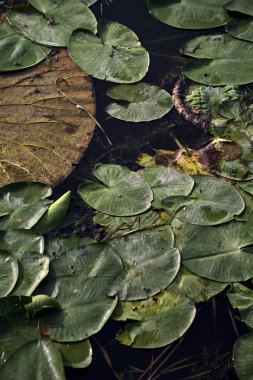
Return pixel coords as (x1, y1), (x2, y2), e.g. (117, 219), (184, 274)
(52, 1), (250, 379)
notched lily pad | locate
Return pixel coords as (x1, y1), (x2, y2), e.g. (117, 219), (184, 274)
(227, 18), (253, 43)
(106, 83), (173, 122)
(0, 251), (18, 297)
(0, 21), (50, 72)
(68, 20), (150, 83)
(79, 164), (153, 216)
(225, 0), (253, 16)
(108, 228), (180, 300)
(9, 1), (97, 47)
(163, 175), (245, 226)
(228, 283), (253, 328)
(115, 290), (196, 348)
(182, 34), (253, 85)
(148, 0), (231, 30)
(233, 333), (253, 380)
(139, 166), (194, 208)
(180, 222), (253, 282)
(0, 50), (96, 186)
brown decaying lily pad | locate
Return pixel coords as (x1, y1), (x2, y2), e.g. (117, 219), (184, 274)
(0, 50), (96, 186)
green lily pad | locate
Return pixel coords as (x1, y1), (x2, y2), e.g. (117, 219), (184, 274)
(106, 83), (173, 122)
(11, 252), (50, 296)
(227, 18), (253, 43)
(0, 21), (50, 72)
(148, 0), (230, 29)
(169, 267), (228, 303)
(225, 0), (253, 16)
(33, 191), (71, 234)
(0, 251), (18, 297)
(163, 175), (244, 226)
(180, 222), (253, 282)
(228, 283), (253, 328)
(0, 230), (44, 253)
(233, 333), (253, 380)
(0, 200), (51, 230)
(80, 0), (97, 5)
(0, 339), (66, 380)
(246, 211), (253, 238)
(68, 20), (149, 83)
(40, 276), (117, 342)
(139, 166), (194, 209)
(108, 228), (180, 300)
(46, 236), (94, 258)
(9, 1), (97, 47)
(55, 340), (92, 369)
(0, 182), (51, 217)
(79, 164), (153, 216)
(182, 34), (253, 85)
(48, 242), (123, 284)
(239, 181), (253, 197)
(115, 290), (196, 348)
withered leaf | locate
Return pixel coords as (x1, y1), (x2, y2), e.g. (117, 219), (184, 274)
(0, 50), (96, 186)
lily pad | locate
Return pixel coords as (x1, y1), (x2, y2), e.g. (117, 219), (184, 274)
(233, 333), (253, 380)
(163, 175), (244, 226)
(108, 228), (180, 300)
(225, 0), (253, 16)
(246, 211), (253, 237)
(55, 340), (92, 369)
(46, 236), (93, 258)
(106, 83), (173, 122)
(169, 267), (228, 303)
(227, 18), (253, 43)
(40, 276), (117, 342)
(68, 20), (150, 83)
(115, 290), (196, 348)
(180, 222), (253, 282)
(148, 0), (231, 29)
(0, 251), (18, 297)
(0, 21), (50, 72)
(139, 166), (194, 208)
(0, 230), (44, 253)
(11, 252), (50, 296)
(228, 283), (253, 328)
(182, 34), (253, 85)
(0, 50), (96, 187)
(9, 2), (97, 47)
(79, 164), (153, 216)
(0, 339), (66, 380)
(48, 242), (123, 284)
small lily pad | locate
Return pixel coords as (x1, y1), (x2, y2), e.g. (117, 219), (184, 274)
(148, 0), (231, 29)
(180, 222), (253, 282)
(55, 340), (92, 369)
(163, 175), (244, 226)
(225, 0), (253, 16)
(182, 34), (253, 85)
(228, 283), (253, 328)
(108, 228), (180, 300)
(227, 18), (253, 43)
(79, 164), (153, 216)
(139, 166), (194, 208)
(115, 290), (196, 348)
(106, 83), (173, 122)
(0, 21), (50, 72)
(68, 20), (150, 83)
(233, 333), (253, 380)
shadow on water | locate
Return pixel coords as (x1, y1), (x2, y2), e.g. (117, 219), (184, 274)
(2, 0), (245, 378)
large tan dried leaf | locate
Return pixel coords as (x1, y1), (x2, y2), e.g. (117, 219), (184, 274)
(0, 50), (96, 186)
